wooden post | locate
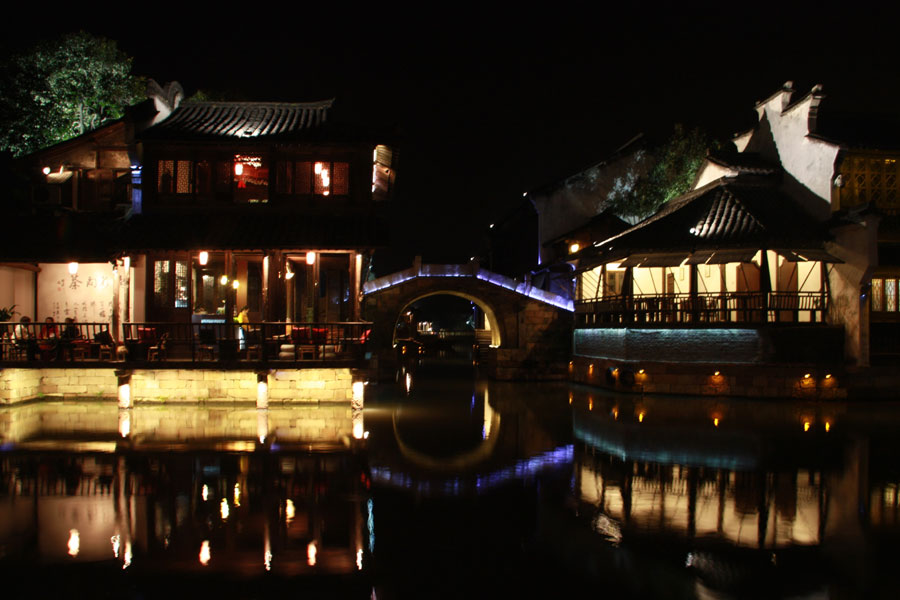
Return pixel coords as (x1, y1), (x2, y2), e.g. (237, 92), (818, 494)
(760, 250), (771, 322)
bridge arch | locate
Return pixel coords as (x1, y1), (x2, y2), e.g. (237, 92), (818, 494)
(394, 290), (502, 348)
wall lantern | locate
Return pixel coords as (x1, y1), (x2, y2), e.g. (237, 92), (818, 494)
(285, 264), (295, 280)
(42, 166), (51, 175)
(306, 251), (316, 265)
(232, 279), (240, 290)
(234, 163), (244, 176)
(199, 251), (209, 266)
(68, 262), (79, 275)
(220, 275), (229, 286)
(569, 243), (580, 254)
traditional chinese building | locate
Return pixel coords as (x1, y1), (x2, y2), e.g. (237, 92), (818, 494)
(570, 82), (900, 396)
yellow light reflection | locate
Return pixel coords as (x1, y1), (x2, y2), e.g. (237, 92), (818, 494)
(111, 534), (120, 558)
(233, 483), (241, 507)
(825, 421), (831, 432)
(307, 541), (317, 566)
(123, 541), (132, 570)
(612, 407), (618, 419)
(588, 398), (593, 411)
(568, 392), (573, 405)
(68, 529), (80, 557)
(118, 410), (131, 438)
(202, 484), (209, 502)
(405, 372), (412, 394)
(118, 383), (131, 409)
(199, 540), (211, 566)
(220, 498), (229, 520)
(713, 417), (719, 427)
(803, 421), (811, 432)
(286, 499), (296, 524)
(638, 411), (645, 423)
(356, 548), (363, 570)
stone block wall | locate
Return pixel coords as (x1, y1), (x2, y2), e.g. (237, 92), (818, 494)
(0, 367), (356, 404)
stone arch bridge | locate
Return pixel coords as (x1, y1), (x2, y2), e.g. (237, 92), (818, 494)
(362, 261), (573, 380)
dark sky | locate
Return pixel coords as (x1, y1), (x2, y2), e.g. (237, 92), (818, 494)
(6, 5), (900, 262)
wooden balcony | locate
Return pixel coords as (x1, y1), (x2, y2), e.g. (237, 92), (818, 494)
(575, 292), (827, 328)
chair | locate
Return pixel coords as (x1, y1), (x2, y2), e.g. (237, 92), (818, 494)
(148, 332), (169, 361)
(197, 328), (217, 360)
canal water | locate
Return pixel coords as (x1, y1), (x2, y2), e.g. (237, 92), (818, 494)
(2, 357), (900, 598)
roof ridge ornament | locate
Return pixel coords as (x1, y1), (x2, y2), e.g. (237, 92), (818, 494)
(146, 80), (184, 126)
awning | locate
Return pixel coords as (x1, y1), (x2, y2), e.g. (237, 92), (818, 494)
(686, 249), (759, 264)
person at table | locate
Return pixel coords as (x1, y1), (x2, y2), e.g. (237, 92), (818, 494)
(13, 316), (37, 360)
(58, 317), (82, 361)
(236, 305), (251, 350)
(38, 316), (59, 359)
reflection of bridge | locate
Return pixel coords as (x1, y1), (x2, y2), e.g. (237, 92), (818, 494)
(362, 260), (573, 380)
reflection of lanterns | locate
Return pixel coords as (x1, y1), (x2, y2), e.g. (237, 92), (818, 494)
(307, 541), (317, 566)
(199, 540), (211, 566)
(68, 262), (79, 275)
(305, 251), (316, 265)
(68, 529), (80, 557)
(199, 251), (209, 266)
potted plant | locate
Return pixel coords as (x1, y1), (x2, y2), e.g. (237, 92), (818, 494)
(0, 304), (16, 322)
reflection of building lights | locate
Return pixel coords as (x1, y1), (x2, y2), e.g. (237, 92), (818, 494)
(111, 534), (121, 558)
(199, 540), (211, 566)
(713, 417), (719, 427)
(803, 421), (811, 432)
(588, 364), (594, 375)
(257, 381), (268, 408)
(568, 392), (573, 404)
(286, 499), (296, 524)
(306, 251), (316, 265)
(588, 398), (593, 411)
(307, 541), (317, 566)
(638, 411), (645, 423)
(353, 421), (364, 440)
(68, 529), (80, 557)
(825, 373), (832, 379)
(68, 262), (79, 275)
(356, 548), (363, 570)
(405, 373), (412, 394)
(220, 498), (229, 520)
(825, 421), (831, 432)
(713, 371), (720, 377)
(612, 407), (618, 419)
(123, 541), (132, 569)
(233, 483), (241, 507)
(257, 409), (268, 443)
(199, 251), (209, 265)
(638, 369), (645, 375)
(202, 484), (209, 502)
(804, 373), (811, 379)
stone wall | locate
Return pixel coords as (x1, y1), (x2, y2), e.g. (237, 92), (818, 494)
(0, 367), (356, 404)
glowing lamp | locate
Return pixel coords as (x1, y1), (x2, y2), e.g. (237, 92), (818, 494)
(638, 369), (645, 374)
(42, 166), (51, 175)
(305, 251), (316, 265)
(68, 262), (79, 275)
(804, 373), (811, 379)
(232, 279), (240, 290)
(713, 371), (720, 377)
(803, 421), (811, 432)
(234, 163), (243, 176)
(199, 251), (209, 265)
(569, 243), (580, 254)
(220, 275), (228, 285)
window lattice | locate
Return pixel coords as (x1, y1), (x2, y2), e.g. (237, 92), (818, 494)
(841, 155), (900, 214)
(872, 278), (884, 312)
(158, 160), (175, 193)
(153, 261), (170, 308)
(175, 261), (189, 308)
(886, 279), (897, 312)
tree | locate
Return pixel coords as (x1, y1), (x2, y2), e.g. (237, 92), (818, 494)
(0, 32), (142, 156)
(606, 124), (713, 221)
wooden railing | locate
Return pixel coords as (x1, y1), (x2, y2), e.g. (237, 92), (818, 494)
(575, 292), (826, 327)
(0, 321), (113, 361)
(1, 321), (372, 364)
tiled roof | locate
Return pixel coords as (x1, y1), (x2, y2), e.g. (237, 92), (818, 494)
(116, 211), (388, 252)
(705, 151), (780, 176)
(140, 100), (334, 141)
(581, 177), (828, 265)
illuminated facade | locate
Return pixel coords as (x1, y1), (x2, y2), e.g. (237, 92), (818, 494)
(574, 82), (900, 369)
(2, 81), (396, 353)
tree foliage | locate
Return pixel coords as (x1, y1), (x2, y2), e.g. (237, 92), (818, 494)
(0, 32), (142, 156)
(606, 124), (713, 221)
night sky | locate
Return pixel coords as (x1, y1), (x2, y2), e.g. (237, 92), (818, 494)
(6, 5), (900, 263)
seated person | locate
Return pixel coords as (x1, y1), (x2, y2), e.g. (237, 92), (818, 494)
(58, 318), (82, 361)
(13, 316), (37, 360)
(38, 317), (59, 359)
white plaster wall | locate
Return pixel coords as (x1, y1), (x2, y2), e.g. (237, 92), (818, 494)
(826, 216), (879, 365)
(760, 94), (840, 208)
(692, 162), (735, 190)
(131, 255), (146, 322)
(0, 266), (36, 319)
(632, 267), (663, 295)
(37, 263), (114, 323)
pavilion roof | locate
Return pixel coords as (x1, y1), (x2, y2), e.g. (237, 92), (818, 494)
(577, 177), (830, 267)
(139, 100), (335, 141)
